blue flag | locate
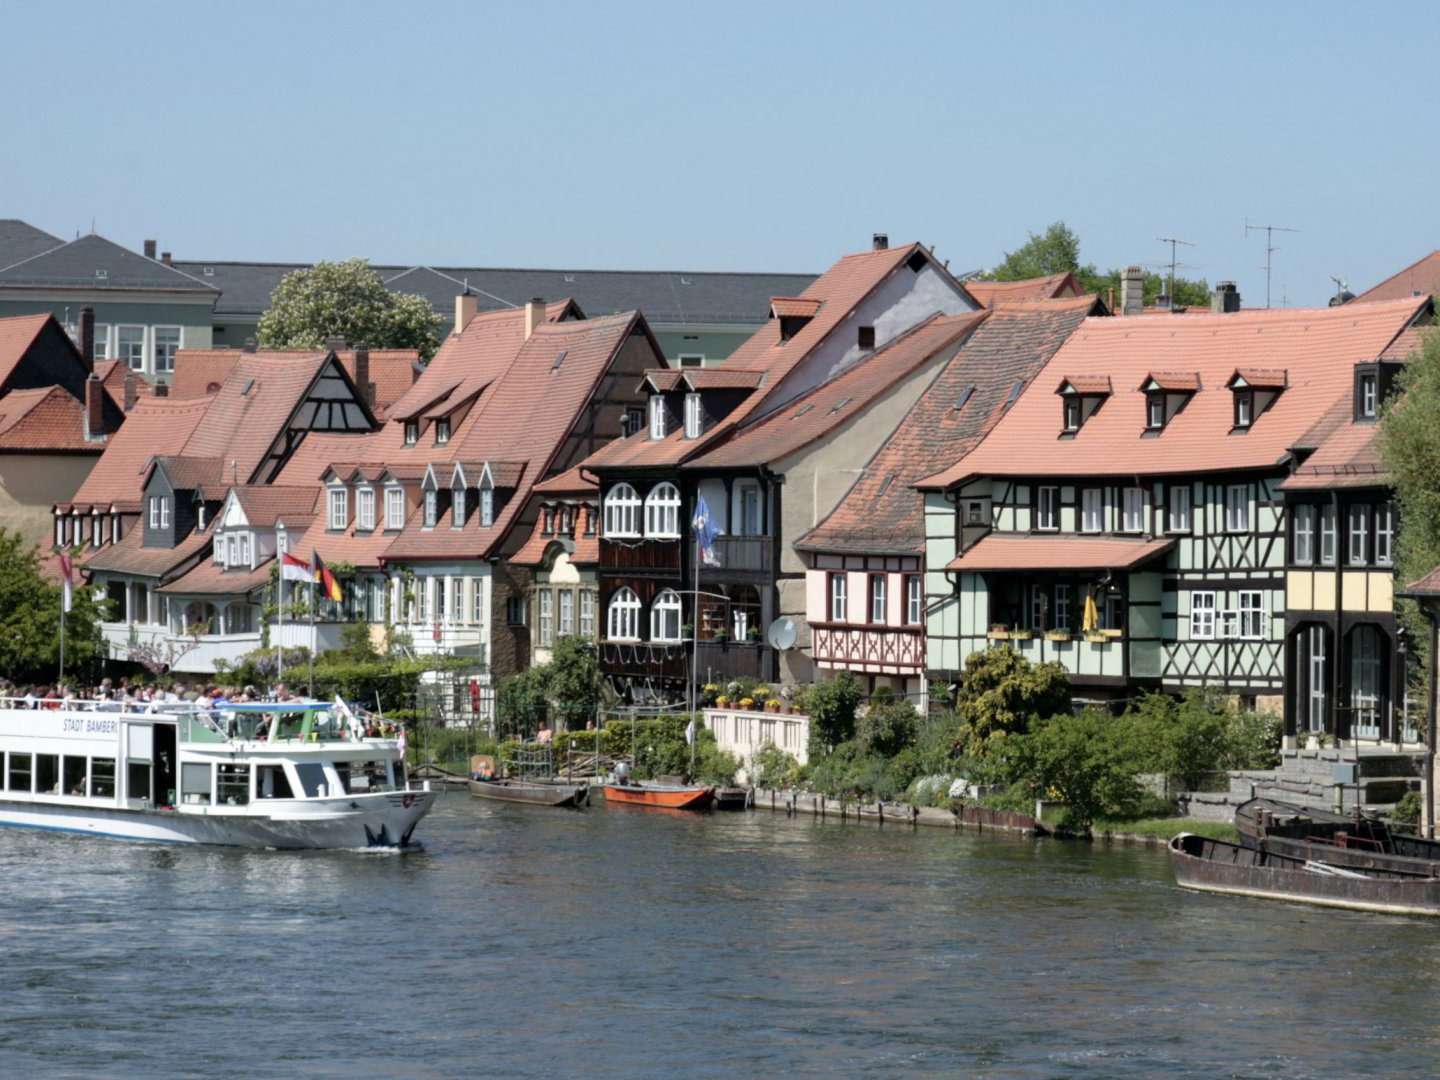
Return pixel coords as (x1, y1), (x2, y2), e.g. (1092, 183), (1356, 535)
(693, 494), (721, 567)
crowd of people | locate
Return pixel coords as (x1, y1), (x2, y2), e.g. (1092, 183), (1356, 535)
(0, 677), (305, 712)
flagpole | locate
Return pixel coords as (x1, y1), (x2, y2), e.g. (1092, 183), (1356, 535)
(690, 501), (700, 722)
(308, 552), (317, 699)
(277, 570), (285, 685)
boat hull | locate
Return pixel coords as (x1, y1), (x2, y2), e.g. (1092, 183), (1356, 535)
(467, 779), (588, 808)
(601, 783), (715, 810)
(0, 790), (437, 850)
(1170, 833), (1440, 917)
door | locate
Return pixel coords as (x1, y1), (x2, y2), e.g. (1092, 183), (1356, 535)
(1350, 626), (1382, 740)
(153, 723), (177, 807)
(1306, 626), (1327, 734)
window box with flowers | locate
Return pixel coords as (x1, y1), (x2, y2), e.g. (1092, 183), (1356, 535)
(765, 698), (783, 714)
(988, 624), (1011, 640)
(1084, 632), (1109, 644)
(1009, 630), (1035, 641)
(1045, 630), (1072, 642)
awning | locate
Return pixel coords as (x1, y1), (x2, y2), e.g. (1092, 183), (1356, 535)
(946, 535), (1174, 572)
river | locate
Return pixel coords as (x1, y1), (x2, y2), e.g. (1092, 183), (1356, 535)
(3, 797), (1440, 1078)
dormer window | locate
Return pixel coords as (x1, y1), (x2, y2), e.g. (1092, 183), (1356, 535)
(684, 393), (702, 439)
(356, 488), (375, 531)
(623, 406), (645, 438)
(772, 297), (820, 342)
(1357, 368), (1379, 421)
(423, 489), (437, 528)
(1235, 391), (1254, 429)
(1226, 369), (1285, 432)
(480, 488), (494, 527)
(1063, 398), (1081, 432)
(404, 421), (419, 445)
(1146, 393), (1164, 430)
(328, 487), (347, 530)
(451, 486), (466, 529)
(649, 395), (666, 440)
(1138, 373), (1199, 433)
(435, 418), (450, 445)
(1056, 376), (1111, 435)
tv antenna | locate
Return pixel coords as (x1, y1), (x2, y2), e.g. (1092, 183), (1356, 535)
(1245, 219), (1299, 309)
(1156, 237), (1194, 305)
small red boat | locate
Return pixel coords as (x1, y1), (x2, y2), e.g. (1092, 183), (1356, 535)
(601, 782), (716, 811)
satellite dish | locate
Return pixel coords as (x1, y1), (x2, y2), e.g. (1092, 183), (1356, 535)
(766, 617), (797, 651)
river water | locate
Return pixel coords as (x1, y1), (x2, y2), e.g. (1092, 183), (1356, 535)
(3, 798), (1440, 1079)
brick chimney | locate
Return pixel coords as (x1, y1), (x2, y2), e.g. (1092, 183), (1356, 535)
(872, 233), (889, 251)
(241, 337), (258, 354)
(123, 372), (138, 412)
(160, 251), (172, 265)
(524, 297), (545, 340)
(143, 239), (157, 259)
(324, 335), (346, 352)
(1211, 281), (1241, 314)
(455, 291), (479, 335)
(354, 345), (374, 407)
(78, 306), (95, 373)
(154, 382), (169, 398)
(1120, 266), (1145, 316)
(84, 375), (104, 440)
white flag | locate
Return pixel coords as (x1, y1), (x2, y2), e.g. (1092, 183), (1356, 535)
(58, 552), (74, 613)
(684, 719), (696, 746)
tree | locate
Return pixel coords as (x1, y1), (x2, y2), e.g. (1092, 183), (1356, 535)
(1018, 708), (1145, 830)
(802, 671), (864, 755)
(546, 635), (601, 731)
(257, 259), (442, 359)
(1125, 689), (1233, 792)
(856, 698), (919, 758)
(497, 665), (550, 738)
(0, 530), (106, 684)
(954, 647), (1071, 758)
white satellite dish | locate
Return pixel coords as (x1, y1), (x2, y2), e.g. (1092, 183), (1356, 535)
(766, 617), (797, 651)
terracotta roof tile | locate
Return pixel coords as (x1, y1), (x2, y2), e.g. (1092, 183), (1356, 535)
(945, 535), (1174, 572)
(802, 301), (1092, 555)
(1141, 371), (1202, 392)
(0, 386), (97, 452)
(1356, 251), (1440, 303)
(71, 397), (212, 505)
(770, 297), (823, 318)
(157, 558), (271, 596)
(963, 273), (1081, 307)
(1059, 374), (1112, 394)
(151, 455), (225, 491)
(81, 521), (212, 581)
(233, 485), (319, 526)
(642, 369), (685, 392)
(532, 462), (596, 495)
(1401, 564), (1440, 597)
(683, 369), (765, 390)
(511, 502), (599, 568)
(94, 360), (152, 411)
(924, 298), (1427, 484)
(1381, 325), (1429, 362)
(170, 347), (419, 418)
(1231, 367), (1288, 389)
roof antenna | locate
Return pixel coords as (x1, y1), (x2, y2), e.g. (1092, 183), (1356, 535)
(1244, 219), (1300, 309)
(1156, 236), (1194, 307)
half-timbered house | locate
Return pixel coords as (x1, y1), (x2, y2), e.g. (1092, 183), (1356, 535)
(917, 296), (1430, 705)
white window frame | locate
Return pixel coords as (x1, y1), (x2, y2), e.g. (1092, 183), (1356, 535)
(1147, 394), (1164, 430)
(651, 589), (682, 643)
(434, 418), (450, 446)
(1360, 373), (1378, 419)
(1320, 504), (1337, 566)
(153, 326), (181, 374)
(328, 487), (348, 531)
(1036, 486), (1059, 531)
(480, 487), (494, 527)
(559, 589), (574, 637)
(423, 489), (437, 529)
(404, 421), (418, 445)
(1238, 591), (1264, 640)
(452, 486), (466, 530)
(1235, 390), (1253, 428)
(604, 483), (640, 538)
(159, 497), (170, 529)
(1081, 488), (1103, 533)
(1168, 485), (1191, 533)
(684, 393), (702, 439)
(736, 482), (762, 536)
(1376, 503), (1394, 566)
(1190, 591), (1217, 640)
(226, 532), (238, 567)
(648, 395), (666, 440)
(677, 353), (705, 368)
(385, 487), (404, 530)
(580, 590), (596, 638)
(1348, 504), (1369, 566)
(1063, 396), (1081, 432)
(1121, 486), (1145, 533)
(149, 497), (160, 529)
(905, 575), (922, 625)
(644, 482), (681, 539)
(116, 325), (146, 372)
(538, 589), (554, 647)
(92, 323), (111, 362)
(829, 573), (848, 622)
(1293, 504), (1315, 565)
(1225, 484), (1249, 533)
(869, 575), (886, 624)
(607, 587), (641, 641)
(1054, 584), (1072, 631)
(356, 488), (375, 532)
(1030, 583), (1046, 632)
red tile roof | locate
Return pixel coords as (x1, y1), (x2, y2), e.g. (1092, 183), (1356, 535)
(1141, 371), (1202, 392)
(94, 360), (152, 411)
(922, 298), (1427, 485)
(532, 462), (596, 495)
(682, 368), (765, 390)
(232, 485), (319, 526)
(150, 455), (225, 491)
(800, 299), (1093, 555)
(686, 312), (987, 471)
(770, 297), (823, 318)
(0, 386), (98, 452)
(511, 502), (599, 568)
(1356, 251), (1440, 303)
(963, 273), (1081, 307)
(71, 396), (212, 505)
(1280, 393), (1388, 491)
(0, 314), (50, 392)
(81, 520), (212, 580)
(1059, 374), (1112, 394)
(170, 347), (419, 418)
(1401, 564), (1440, 598)
(157, 558), (271, 596)
(945, 535), (1174, 572)
(1231, 367), (1288, 389)
(642, 369), (685, 392)
(1381, 325), (1429, 362)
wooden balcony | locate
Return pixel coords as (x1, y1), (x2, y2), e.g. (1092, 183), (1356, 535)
(811, 622), (924, 672)
(600, 538), (681, 573)
(601, 640), (688, 682)
(709, 535), (771, 574)
(695, 640), (770, 682)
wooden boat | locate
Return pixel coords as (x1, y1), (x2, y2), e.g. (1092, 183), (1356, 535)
(713, 787), (752, 811)
(467, 778), (589, 808)
(1169, 832), (1440, 917)
(1235, 797), (1440, 874)
(601, 782), (715, 810)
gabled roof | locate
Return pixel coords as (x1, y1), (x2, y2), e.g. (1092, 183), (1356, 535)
(510, 503), (598, 568)
(803, 297), (1094, 555)
(0, 386), (96, 452)
(1356, 250), (1440, 304)
(230, 485), (319, 527)
(0, 313), (53, 391)
(1401, 564), (1440, 598)
(94, 360), (153, 411)
(157, 558), (272, 596)
(926, 297), (1428, 482)
(1229, 367), (1288, 389)
(532, 462), (595, 496)
(771, 297), (823, 318)
(169, 347), (420, 418)
(682, 369), (765, 391)
(0, 234), (218, 293)
(1140, 371), (1201, 392)
(71, 397), (212, 505)
(685, 312), (988, 471)
(0, 220), (62, 266)
(641, 369), (685, 393)
(150, 455), (225, 491)
(1057, 374), (1112, 395)
(963, 273), (1082, 307)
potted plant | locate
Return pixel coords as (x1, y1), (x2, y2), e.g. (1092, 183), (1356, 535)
(1010, 628), (1034, 641)
(746, 624), (762, 643)
(988, 623), (1010, 640)
(765, 697), (783, 714)
(738, 696), (755, 711)
(713, 627), (731, 645)
(715, 695), (731, 709)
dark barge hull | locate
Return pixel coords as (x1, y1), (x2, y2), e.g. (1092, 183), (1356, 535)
(467, 779), (589, 808)
(1235, 797), (1440, 873)
(1169, 833), (1440, 918)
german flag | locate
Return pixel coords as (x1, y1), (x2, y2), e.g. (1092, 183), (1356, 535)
(313, 551), (343, 603)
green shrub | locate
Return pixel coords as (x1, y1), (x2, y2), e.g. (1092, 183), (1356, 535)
(1225, 709), (1283, 770)
(1016, 708), (1146, 830)
(804, 672), (864, 755)
(751, 743), (802, 788)
(1393, 790), (1423, 827)
(856, 699), (919, 758)
(954, 648), (1071, 758)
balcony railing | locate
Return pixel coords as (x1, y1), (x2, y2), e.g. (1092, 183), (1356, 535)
(601, 639), (773, 684)
(811, 622), (924, 671)
(709, 535), (771, 574)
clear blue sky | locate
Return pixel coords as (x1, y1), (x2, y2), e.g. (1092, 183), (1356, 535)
(5, 1), (1437, 306)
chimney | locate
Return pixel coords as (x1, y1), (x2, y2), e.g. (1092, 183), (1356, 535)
(85, 375), (104, 440)
(160, 251), (172, 266)
(143, 239), (157, 259)
(1120, 266), (1145, 316)
(354, 345), (374, 407)
(123, 372), (138, 412)
(241, 337), (258, 354)
(872, 233), (889, 251)
(78, 306), (95, 373)
(1211, 281), (1241, 314)
(411, 360), (425, 385)
(154, 382), (169, 398)
(324, 335), (346, 352)
(524, 297), (545, 340)
(455, 291), (479, 335)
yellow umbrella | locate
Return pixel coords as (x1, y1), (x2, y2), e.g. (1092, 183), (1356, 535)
(1082, 590), (1100, 633)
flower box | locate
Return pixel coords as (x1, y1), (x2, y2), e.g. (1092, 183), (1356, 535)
(1045, 631), (1072, 642)
(1084, 632), (1108, 644)
(1100, 628), (1124, 639)
(1009, 630), (1035, 641)
(987, 630), (1011, 641)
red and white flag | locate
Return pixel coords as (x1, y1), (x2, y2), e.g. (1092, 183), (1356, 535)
(57, 552), (74, 613)
(280, 550), (314, 583)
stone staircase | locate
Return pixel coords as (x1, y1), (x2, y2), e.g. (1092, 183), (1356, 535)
(1177, 747), (1424, 823)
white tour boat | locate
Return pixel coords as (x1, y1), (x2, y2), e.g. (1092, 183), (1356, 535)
(0, 696), (435, 849)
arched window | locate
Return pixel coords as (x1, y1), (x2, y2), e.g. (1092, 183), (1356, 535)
(607, 587), (641, 641)
(644, 482), (681, 538)
(651, 589), (682, 642)
(604, 483), (640, 537)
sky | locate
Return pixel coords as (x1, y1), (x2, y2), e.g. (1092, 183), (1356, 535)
(4, 1), (1437, 307)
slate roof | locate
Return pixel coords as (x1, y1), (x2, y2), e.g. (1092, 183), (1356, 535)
(799, 297), (1094, 556)
(945, 536), (1174, 572)
(920, 297), (1429, 485)
(175, 257), (815, 326)
(1356, 251), (1440, 303)
(0, 219), (62, 266)
(963, 273), (1082, 307)
(0, 234), (218, 293)
(71, 397), (212, 506)
(0, 386), (96, 452)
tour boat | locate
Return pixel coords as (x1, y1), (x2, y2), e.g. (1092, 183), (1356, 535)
(0, 696), (435, 849)
(601, 781), (715, 810)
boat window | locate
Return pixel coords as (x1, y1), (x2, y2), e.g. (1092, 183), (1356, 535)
(63, 756), (88, 797)
(393, 759), (406, 789)
(294, 762), (328, 798)
(91, 758), (116, 798)
(35, 754), (58, 794)
(181, 762), (213, 805)
(6, 752), (32, 793)
(127, 762), (152, 803)
(333, 761), (352, 793)
(348, 760), (393, 792)
(217, 764), (251, 806)
(256, 764), (294, 799)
